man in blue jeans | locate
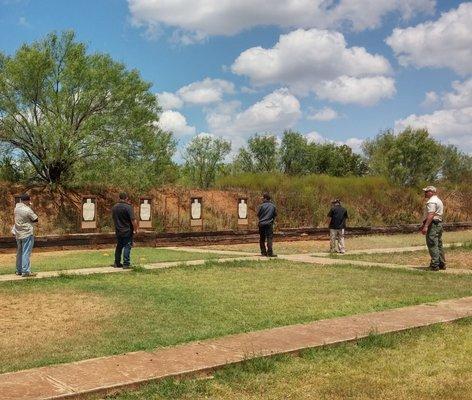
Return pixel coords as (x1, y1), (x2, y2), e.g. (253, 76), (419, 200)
(14, 194), (39, 277)
(112, 193), (138, 268)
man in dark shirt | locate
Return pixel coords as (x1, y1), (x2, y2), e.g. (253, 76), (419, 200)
(257, 193), (277, 257)
(327, 199), (348, 254)
(112, 192), (138, 268)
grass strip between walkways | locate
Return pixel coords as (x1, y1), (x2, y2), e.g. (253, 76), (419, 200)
(1, 259), (471, 374)
(106, 318), (472, 400)
(0, 247), (235, 275)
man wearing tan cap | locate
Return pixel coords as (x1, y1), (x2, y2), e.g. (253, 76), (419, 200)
(420, 186), (445, 271)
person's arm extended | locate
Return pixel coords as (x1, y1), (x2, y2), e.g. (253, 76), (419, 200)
(421, 212), (435, 235)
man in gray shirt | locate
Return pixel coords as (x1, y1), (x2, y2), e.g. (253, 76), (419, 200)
(14, 194), (38, 277)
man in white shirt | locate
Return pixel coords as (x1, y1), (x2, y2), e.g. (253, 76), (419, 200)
(14, 194), (39, 277)
(420, 186), (445, 271)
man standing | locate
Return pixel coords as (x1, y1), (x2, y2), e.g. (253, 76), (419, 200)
(112, 193), (138, 269)
(327, 199), (348, 254)
(14, 194), (38, 277)
(257, 193), (277, 257)
(421, 186), (445, 271)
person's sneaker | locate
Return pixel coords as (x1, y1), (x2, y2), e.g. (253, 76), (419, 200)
(260, 253), (268, 257)
(113, 263), (124, 268)
(15, 271), (22, 276)
(122, 265), (131, 269)
(430, 266), (440, 271)
(21, 272), (37, 277)
(267, 254), (278, 258)
(439, 263), (447, 270)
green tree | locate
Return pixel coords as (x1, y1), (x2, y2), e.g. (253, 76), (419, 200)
(234, 134), (279, 173)
(183, 134), (231, 188)
(280, 130), (310, 175)
(0, 31), (163, 186)
(363, 127), (442, 186)
(441, 144), (472, 183)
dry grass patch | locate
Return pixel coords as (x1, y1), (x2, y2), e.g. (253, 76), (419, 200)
(202, 230), (472, 254)
(0, 291), (116, 371)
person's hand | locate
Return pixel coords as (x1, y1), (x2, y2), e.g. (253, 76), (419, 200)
(134, 229), (139, 234)
(421, 226), (428, 235)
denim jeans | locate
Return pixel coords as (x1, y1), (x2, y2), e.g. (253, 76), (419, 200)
(115, 234), (133, 267)
(16, 235), (34, 274)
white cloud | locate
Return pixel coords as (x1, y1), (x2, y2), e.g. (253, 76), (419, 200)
(177, 78), (235, 105)
(128, 0), (434, 42)
(307, 107), (340, 121)
(158, 110), (196, 137)
(157, 91), (184, 110)
(207, 88), (301, 136)
(315, 76), (396, 106)
(421, 91), (439, 108)
(386, 3), (472, 75)
(231, 28), (394, 105)
(395, 78), (472, 152)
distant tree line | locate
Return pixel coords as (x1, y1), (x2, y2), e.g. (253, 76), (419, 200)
(1, 32), (471, 191)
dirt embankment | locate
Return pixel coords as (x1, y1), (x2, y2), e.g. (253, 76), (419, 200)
(1, 183), (470, 236)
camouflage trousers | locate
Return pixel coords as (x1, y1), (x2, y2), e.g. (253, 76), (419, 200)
(426, 222), (445, 268)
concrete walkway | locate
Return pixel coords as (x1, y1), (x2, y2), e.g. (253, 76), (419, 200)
(281, 253), (472, 275)
(0, 256), (264, 283)
(1, 296), (471, 400)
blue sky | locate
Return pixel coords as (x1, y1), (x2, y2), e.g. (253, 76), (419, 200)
(1, 0), (471, 154)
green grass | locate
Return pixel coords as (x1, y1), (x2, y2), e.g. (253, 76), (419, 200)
(106, 318), (472, 400)
(0, 247), (233, 275)
(334, 241), (472, 269)
(1, 259), (471, 373)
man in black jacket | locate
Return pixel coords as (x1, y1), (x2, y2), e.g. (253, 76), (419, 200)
(327, 199), (348, 254)
(112, 193), (138, 268)
(257, 193), (277, 257)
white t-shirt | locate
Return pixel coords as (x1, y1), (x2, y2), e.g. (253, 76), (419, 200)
(424, 195), (444, 222)
(14, 203), (38, 239)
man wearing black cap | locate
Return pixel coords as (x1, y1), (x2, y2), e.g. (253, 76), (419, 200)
(14, 194), (38, 277)
(327, 199), (348, 254)
(112, 193), (138, 268)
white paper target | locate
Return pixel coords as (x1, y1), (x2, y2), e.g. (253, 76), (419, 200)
(191, 199), (202, 220)
(140, 199), (151, 221)
(238, 199), (247, 219)
(82, 199), (95, 221)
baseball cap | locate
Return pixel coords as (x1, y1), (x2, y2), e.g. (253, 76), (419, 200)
(19, 193), (31, 201)
(331, 199), (341, 204)
(422, 186), (437, 192)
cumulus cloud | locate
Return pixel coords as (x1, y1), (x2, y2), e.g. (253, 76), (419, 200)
(386, 3), (472, 75)
(306, 131), (364, 153)
(307, 107), (340, 121)
(128, 0), (434, 41)
(177, 78), (235, 105)
(231, 28), (394, 105)
(395, 78), (472, 152)
(157, 91), (184, 110)
(207, 88), (301, 136)
(421, 91), (440, 108)
(158, 110), (196, 137)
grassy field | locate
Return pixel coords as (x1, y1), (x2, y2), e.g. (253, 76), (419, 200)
(107, 318), (472, 400)
(203, 230), (472, 254)
(336, 243), (472, 269)
(1, 259), (471, 373)
(0, 247), (233, 275)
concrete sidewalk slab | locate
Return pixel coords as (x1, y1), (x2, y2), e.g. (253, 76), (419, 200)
(1, 297), (471, 400)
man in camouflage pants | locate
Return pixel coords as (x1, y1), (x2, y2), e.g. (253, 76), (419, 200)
(420, 186), (445, 271)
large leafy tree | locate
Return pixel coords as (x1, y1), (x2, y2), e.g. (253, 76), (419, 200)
(363, 128), (442, 186)
(0, 31), (163, 186)
(234, 134), (279, 173)
(183, 134), (231, 188)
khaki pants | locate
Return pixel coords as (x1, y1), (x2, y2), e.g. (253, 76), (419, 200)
(330, 229), (345, 253)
